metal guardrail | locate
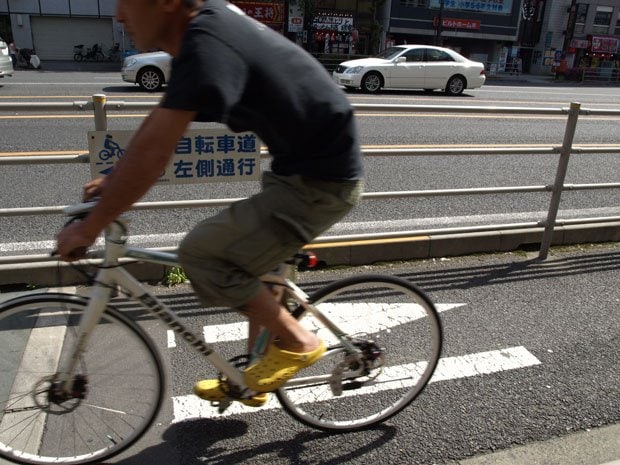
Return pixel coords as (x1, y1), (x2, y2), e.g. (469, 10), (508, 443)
(581, 67), (620, 83)
(1, 95), (620, 268)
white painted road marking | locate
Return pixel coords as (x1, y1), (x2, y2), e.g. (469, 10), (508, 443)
(171, 346), (541, 422)
(164, 303), (465, 348)
(3, 206), (620, 254)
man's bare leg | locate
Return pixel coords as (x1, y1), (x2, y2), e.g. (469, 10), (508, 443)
(242, 285), (319, 353)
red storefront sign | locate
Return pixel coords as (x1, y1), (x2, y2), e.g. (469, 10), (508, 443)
(234, 1), (284, 25)
(570, 38), (589, 49)
(589, 36), (619, 54)
(434, 17), (481, 30)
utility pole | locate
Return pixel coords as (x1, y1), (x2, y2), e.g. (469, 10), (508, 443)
(435, 0), (444, 46)
(562, 0), (578, 54)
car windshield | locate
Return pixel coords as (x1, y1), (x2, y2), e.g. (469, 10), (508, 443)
(374, 47), (406, 60)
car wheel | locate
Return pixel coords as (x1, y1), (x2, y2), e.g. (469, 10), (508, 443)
(445, 75), (466, 96)
(361, 72), (382, 93)
(138, 67), (164, 92)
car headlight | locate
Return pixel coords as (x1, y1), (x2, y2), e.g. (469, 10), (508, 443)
(345, 66), (364, 74)
(124, 58), (138, 68)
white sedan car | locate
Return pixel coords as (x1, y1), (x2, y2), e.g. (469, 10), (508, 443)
(0, 37), (14, 78)
(333, 45), (485, 95)
(121, 51), (172, 92)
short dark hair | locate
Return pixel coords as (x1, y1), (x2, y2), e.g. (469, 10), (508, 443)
(183, 0), (201, 7)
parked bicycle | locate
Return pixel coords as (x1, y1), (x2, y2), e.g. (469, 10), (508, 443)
(73, 43), (105, 62)
(0, 200), (443, 464)
(106, 43), (121, 62)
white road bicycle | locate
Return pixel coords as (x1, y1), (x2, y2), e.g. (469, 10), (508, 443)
(0, 200), (443, 465)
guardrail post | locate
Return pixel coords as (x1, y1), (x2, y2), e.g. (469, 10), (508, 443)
(92, 93), (107, 131)
(539, 102), (581, 260)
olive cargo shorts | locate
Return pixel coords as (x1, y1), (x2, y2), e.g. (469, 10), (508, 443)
(178, 171), (363, 308)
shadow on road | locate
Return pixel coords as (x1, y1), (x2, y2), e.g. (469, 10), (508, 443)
(102, 85), (163, 94)
(102, 247), (620, 321)
(344, 87), (478, 98)
(396, 249), (620, 293)
(105, 419), (398, 465)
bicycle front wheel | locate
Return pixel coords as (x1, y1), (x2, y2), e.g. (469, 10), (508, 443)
(0, 293), (164, 465)
(277, 275), (442, 431)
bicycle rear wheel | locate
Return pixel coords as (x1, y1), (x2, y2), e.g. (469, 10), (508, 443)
(0, 293), (164, 465)
(277, 275), (442, 431)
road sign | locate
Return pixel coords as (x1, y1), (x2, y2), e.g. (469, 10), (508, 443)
(88, 129), (262, 184)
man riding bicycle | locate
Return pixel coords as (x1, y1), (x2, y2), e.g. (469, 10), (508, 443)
(56, 0), (363, 405)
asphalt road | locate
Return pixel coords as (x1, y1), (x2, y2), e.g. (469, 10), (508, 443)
(2, 243), (617, 465)
(0, 72), (619, 464)
(1, 71), (619, 257)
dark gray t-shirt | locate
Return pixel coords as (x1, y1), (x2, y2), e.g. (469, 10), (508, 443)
(161, 0), (363, 181)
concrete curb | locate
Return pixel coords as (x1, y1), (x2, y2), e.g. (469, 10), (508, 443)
(1, 222), (619, 289)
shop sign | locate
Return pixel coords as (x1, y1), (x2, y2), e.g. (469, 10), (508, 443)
(234, 1), (284, 24)
(570, 38), (589, 49)
(289, 16), (303, 32)
(430, 0), (513, 15)
(312, 13), (354, 32)
(288, 3), (304, 33)
(590, 36), (619, 54)
(434, 17), (481, 30)
(88, 129), (262, 184)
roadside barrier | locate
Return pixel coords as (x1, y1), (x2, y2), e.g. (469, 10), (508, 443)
(1, 95), (619, 276)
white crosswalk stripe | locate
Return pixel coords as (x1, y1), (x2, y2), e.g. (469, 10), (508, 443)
(171, 346), (541, 422)
(167, 303), (466, 348)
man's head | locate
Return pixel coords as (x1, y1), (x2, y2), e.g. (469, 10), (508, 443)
(116, 0), (201, 53)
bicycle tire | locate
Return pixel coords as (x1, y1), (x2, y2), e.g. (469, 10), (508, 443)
(0, 293), (165, 465)
(276, 274), (442, 431)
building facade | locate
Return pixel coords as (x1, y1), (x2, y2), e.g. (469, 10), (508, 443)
(526, 0), (620, 76)
(0, 0), (120, 60)
(384, 0), (524, 68)
(2, 0), (618, 75)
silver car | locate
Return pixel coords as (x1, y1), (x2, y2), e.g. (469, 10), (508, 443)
(0, 37), (14, 78)
(121, 51), (172, 92)
(333, 45), (486, 95)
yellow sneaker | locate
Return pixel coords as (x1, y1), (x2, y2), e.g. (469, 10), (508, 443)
(244, 340), (326, 392)
(193, 379), (269, 407)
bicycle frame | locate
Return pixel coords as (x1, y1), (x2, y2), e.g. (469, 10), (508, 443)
(57, 206), (360, 399)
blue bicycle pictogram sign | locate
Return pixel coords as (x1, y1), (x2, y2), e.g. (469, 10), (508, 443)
(98, 135), (126, 162)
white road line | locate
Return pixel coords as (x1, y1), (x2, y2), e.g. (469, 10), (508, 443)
(164, 303), (465, 348)
(177, 303), (465, 346)
(4, 205), (620, 253)
(167, 330), (177, 348)
(0, 287), (76, 301)
(171, 346), (541, 422)
(0, 287), (76, 452)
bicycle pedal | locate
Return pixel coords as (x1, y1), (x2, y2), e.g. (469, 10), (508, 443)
(212, 398), (232, 414)
(329, 378), (343, 396)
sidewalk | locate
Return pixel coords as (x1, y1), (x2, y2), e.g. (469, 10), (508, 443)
(485, 71), (556, 85)
(17, 59), (121, 72)
(21, 59), (554, 83)
(448, 422), (620, 465)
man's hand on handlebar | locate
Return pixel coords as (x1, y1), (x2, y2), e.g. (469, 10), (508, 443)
(56, 176), (108, 261)
(56, 221), (99, 262)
